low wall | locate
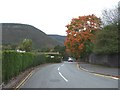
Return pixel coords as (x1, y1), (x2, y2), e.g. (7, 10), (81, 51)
(89, 53), (120, 67)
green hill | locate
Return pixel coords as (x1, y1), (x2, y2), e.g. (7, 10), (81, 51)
(2, 23), (62, 49)
(48, 35), (66, 45)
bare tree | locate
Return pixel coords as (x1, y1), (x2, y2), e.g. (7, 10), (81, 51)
(102, 5), (119, 25)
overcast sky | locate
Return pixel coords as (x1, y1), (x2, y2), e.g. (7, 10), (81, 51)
(0, 0), (119, 35)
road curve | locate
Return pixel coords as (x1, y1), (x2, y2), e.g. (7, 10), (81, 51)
(21, 61), (118, 88)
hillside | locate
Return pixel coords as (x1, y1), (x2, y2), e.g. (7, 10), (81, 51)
(48, 35), (66, 45)
(2, 23), (62, 49)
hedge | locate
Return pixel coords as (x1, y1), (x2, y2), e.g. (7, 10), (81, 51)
(2, 51), (62, 83)
(46, 54), (62, 63)
(33, 54), (46, 66)
(2, 51), (35, 83)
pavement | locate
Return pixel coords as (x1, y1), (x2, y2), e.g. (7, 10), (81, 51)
(78, 62), (119, 78)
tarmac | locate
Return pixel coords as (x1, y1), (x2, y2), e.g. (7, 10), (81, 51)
(1, 62), (120, 89)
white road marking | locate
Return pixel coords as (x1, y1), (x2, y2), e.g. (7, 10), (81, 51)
(58, 67), (60, 71)
(61, 64), (64, 66)
(59, 72), (68, 82)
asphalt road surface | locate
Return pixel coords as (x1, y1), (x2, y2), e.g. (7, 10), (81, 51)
(21, 61), (118, 88)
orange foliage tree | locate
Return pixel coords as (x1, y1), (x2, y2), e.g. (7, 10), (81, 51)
(64, 14), (101, 60)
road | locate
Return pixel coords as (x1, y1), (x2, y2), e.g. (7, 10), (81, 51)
(21, 61), (118, 88)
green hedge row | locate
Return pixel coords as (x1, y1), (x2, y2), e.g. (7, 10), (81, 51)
(2, 51), (35, 83)
(2, 51), (62, 83)
(46, 54), (62, 63)
(33, 54), (46, 66)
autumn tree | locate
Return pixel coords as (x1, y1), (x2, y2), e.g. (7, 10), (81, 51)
(64, 14), (101, 60)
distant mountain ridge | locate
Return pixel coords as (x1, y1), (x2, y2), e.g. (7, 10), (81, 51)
(2, 23), (63, 49)
(48, 35), (66, 45)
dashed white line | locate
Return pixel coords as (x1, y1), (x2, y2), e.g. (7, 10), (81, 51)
(58, 63), (68, 82)
(58, 67), (60, 71)
(61, 64), (64, 66)
(59, 72), (68, 82)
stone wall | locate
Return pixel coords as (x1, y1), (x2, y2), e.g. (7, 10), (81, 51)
(89, 53), (120, 67)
